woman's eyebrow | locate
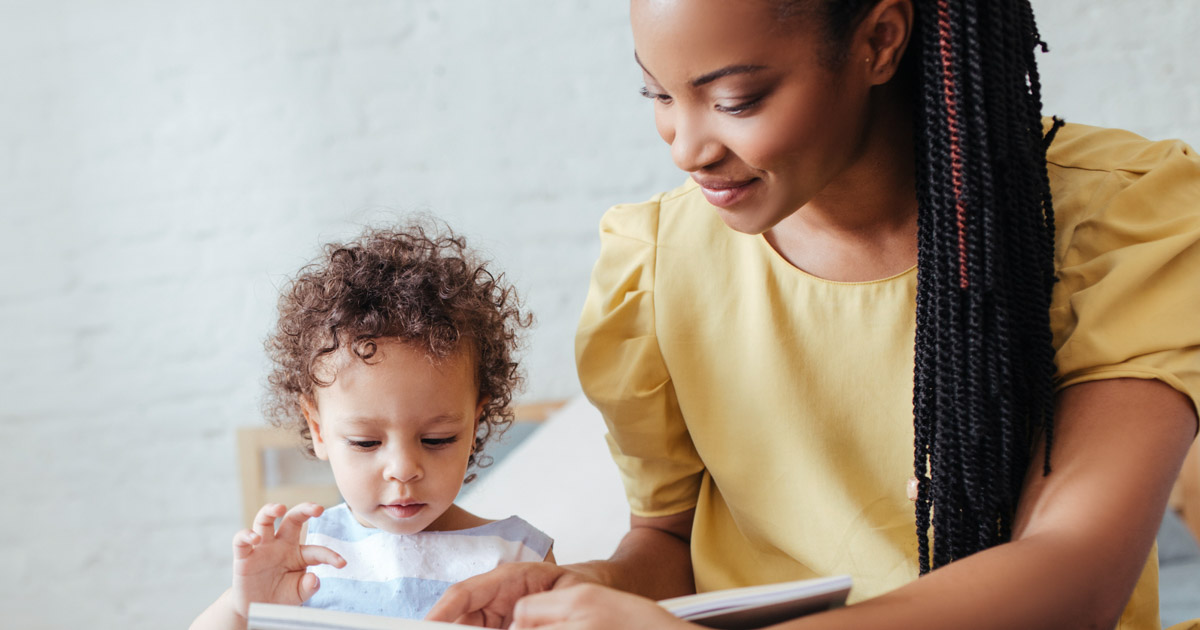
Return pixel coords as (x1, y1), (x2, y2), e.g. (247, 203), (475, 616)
(633, 52), (767, 88)
(689, 64), (768, 87)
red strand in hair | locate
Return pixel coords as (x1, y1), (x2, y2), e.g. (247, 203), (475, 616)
(936, 0), (969, 289)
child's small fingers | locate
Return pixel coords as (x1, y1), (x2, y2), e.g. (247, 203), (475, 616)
(301, 544), (346, 569)
(232, 529), (261, 558)
(275, 502), (322, 542)
(297, 572), (321, 603)
(252, 503), (286, 539)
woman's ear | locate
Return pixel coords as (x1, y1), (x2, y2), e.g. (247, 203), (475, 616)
(858, 0), (914, 85)
(301, 396), (330, 460)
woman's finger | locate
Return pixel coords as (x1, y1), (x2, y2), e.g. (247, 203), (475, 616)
(300, 544), (346, 569)
(513, 586), (682, 630)
(426, 580), (486, 623)
(447, 610), (488, 628)
(275, 502), (322, 542)
(252, 503), (286, 540)
(512, 585), (600, 628)
(427, 562), (567, 624)
(428, 564), (549, 625)
(231, 529), (261, 559)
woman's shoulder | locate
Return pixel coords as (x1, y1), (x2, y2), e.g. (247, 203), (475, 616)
(1045, 119), (1196, 175)
(599, 179), (722, 245)
(1046, 120), (1200, 251)
(1046, 121), (1200, 405)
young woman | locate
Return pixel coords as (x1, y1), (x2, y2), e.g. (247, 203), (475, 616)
(427, 1), (1200, 628)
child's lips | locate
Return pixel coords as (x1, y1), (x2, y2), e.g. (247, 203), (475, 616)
(382, 503), (425, 519)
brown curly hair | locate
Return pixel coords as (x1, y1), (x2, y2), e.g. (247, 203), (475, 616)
(263, 221), (532, 476)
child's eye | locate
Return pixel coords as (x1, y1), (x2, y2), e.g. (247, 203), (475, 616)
(639, 86), (673, 105)
(421, 436), (459, 448)
(347, 439), (381, 450)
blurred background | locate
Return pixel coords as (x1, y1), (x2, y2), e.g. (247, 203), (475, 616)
(1, 1), (1197, 628)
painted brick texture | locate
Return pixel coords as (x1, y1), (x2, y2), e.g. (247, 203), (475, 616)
(0, 1), (1196, 628)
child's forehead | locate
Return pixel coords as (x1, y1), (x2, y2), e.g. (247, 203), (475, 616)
(309, 337), (481, 412)
(334, 411), (469, 431)
(311, 336), (476, 381)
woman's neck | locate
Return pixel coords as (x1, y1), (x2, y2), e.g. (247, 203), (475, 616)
(765, 85), (919, 282)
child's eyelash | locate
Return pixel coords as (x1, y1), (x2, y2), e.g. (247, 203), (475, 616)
(346, 437), (459, 450)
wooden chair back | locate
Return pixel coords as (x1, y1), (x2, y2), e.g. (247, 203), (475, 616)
(236, 426), (342, 528)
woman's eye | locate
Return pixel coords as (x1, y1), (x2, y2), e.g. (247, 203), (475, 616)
(422, 436), (459, 448)
(638, 86), (673, 104)
(715, 96), (765, 116)
(347, 439), (381, 450)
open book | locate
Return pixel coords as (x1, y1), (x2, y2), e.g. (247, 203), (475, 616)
(247, 574), (851, 630)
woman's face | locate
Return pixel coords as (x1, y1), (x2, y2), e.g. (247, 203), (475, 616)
(631, 0), (875, 234)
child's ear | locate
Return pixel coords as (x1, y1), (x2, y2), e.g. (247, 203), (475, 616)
(301, 396), (330, 461)
(474, 396), (490, 427)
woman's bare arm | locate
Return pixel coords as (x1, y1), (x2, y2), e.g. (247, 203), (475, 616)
(585, 508), (696, 598)
(779, 378), (1197, 630)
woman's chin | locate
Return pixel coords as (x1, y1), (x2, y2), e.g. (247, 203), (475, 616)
(714, 207), (782, 236)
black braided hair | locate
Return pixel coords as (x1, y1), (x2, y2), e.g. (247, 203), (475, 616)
(779, 0), (1064, 572)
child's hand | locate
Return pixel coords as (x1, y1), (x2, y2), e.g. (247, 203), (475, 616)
(229, 503), (346, 619)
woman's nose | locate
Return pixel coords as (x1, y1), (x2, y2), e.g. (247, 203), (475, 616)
(663, 110), (724, 173)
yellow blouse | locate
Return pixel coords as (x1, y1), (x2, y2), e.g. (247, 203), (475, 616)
(575, 122), (1200, 629)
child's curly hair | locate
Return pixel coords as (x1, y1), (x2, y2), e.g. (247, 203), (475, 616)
(263, 221), (531, 475)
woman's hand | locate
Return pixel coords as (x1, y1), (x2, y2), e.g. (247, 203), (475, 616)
(229, 503), (346, 619)
(427, 509), (696, 627)
(425, 561), (598, 627)
(509, 584), (694, 630)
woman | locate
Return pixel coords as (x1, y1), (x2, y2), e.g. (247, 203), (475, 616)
(428, 0), (1200, 628)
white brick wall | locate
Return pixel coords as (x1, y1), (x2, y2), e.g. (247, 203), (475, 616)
(0, 2), (1195, 628)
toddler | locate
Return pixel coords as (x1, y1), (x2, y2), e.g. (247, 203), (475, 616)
(191, 223), (551, 630)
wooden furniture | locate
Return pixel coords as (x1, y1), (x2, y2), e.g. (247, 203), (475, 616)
(237, 425), (342, 528)
(236, 400), (568, 528)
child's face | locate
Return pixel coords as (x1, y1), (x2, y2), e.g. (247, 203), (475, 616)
(303, 338), (483, 535)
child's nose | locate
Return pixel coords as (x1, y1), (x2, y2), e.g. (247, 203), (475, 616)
(383, 444), (422, 483)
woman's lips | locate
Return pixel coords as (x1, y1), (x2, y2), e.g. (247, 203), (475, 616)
(382, 503), (425, 519)
(695, 177), (760, 209)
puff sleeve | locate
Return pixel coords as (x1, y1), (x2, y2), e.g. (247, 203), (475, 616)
(1049, 135), (1200, 419)
(575, 198), (705, 517)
